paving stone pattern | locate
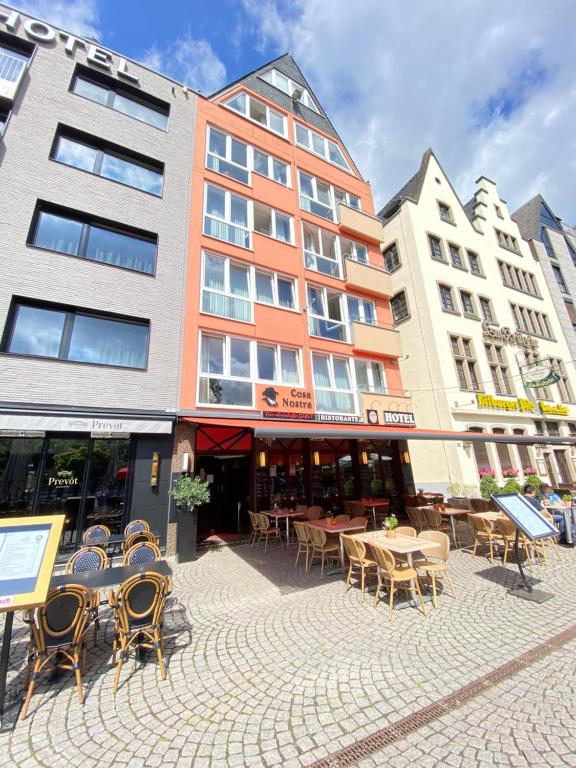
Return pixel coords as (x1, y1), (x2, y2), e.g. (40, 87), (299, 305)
(1, 538), (576, 767)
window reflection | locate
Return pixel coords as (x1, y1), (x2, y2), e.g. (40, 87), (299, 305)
(9, 305), (65, 358)
(68, 314), (149, 368)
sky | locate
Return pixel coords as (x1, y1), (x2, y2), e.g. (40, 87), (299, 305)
(10, 0), (576, 224)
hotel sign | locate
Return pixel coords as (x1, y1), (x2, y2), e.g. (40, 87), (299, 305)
(482, 322), (539, 352)
(0, 8), (140, 83)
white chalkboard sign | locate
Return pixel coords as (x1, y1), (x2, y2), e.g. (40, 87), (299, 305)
(491, 493), (559, 541)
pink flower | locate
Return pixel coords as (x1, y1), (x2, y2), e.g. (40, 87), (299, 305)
(479, 468), (495, 477)
(502, 468), (519, 477)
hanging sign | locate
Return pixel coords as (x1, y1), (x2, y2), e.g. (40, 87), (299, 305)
(522, 360), (560, 388)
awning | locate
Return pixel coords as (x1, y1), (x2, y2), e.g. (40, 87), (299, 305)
(0, 413), (174, 435)
(180, 415), (575, 446)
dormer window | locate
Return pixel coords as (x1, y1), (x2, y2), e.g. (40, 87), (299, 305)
(223, 91), (287, 137)
(260, 68), (320, 113)
(295, 122), (351, 172)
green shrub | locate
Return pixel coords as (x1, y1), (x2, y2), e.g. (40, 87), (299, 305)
(480, 474), (499, 499)
(170, 474), (210, 511)
(501, 478), (521, 494)
(524, 474), (543, 499)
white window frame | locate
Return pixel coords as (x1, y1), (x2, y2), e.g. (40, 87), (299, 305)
(252, 146), (291, 187)
(307, 284), (350, 342)
(206, 125), (291, 188)
(259, 68), (320, 113)
(254, 269), (298, 312)
(311, 351), (358, 415)
(200, 251), (253, 324)
(294, 122), (352, 172)
(253, 201), (294, 245)
(223, 90), (287, 138)
(354, 359), (387, 394)
(256, 342), (303, 386)
(298, 170), (359, 221)
(197, 331), (255, 410)
(347, 295), (376, 325)
(302, 222), (342, 278)
(204, 183), (252, 249)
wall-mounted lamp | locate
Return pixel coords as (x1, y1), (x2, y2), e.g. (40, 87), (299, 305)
(181, 452), (191, 473)
(258, 450), (267, 468)
(313, 451), (320, 466)
(462, 442), (472, 453)
(361, 450), (369, 465)
(150, 451), (160, 487)
(401, 451), (411, 465)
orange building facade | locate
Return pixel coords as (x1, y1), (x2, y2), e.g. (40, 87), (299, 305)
(178, 56), (416, 539)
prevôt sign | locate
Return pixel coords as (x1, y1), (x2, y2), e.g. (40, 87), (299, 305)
(383, 411), (416, 426)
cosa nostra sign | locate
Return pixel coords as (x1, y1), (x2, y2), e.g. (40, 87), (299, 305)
(0, 7), (140, 83)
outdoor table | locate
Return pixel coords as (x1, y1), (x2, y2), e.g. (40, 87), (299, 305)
(306, 519), (366, 572)
(261, 509), (306, 547)
(50, 559), (171, 590)
(351, 531), (439, 608)
(361, 499), (389, 529)
(472, 511), (504, 523)
(438, 507), (468, 547)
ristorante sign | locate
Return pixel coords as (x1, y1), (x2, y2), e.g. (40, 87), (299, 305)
(0, 8), (141, 83)
(476, 393), (570, 417)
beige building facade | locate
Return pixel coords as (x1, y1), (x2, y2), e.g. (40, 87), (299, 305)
(378, 150), (576, 495)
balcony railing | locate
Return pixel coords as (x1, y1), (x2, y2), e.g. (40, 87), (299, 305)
(0, 50), (28, 102)
(338, 203), (383, 243)
(352, 320), (402, 357)
(345, 257), (392, 297)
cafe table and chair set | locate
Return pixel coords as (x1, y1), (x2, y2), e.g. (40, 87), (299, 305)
(18, 520), (172, 720)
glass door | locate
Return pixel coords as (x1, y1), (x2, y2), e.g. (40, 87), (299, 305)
(83, 438), (130, 535)
(0, 437), (43, 519)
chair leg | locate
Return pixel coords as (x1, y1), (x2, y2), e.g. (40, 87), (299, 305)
(20, 658), (41, 719)
(373, 575), (381, 607)
(414, 579), (428, 617)
(360, 566), (365, 603)
(320, 551), (325, 579)
(156, 634), (166, 680)
(430, 573), (438, 609)
(488, 538), (494, 564)
(472, 538), (478, 557)
(74, 650), (84, 705)
(388, 581), (395, 621)
(502, 539), (509, 566)
(113, 653), (124, 694)
(345, 562), (353, 593)
(295, 543), (301, 567)
(445, 568), (457, 598)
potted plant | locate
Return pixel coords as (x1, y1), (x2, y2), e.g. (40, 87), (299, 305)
(479, 472), (499, 499)
(502, 467), (519, 478)
(502, 478), (521, 494)
(562, 493), (573, 507)
(383, 514), (398, 538)
(170, 474), (211, 563)
(325, 510), (337, 526)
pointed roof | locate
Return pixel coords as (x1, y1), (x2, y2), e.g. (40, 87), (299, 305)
(210, 53), (362, 178)
(512, 194), (563, 241)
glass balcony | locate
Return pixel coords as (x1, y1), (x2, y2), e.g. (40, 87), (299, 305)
(0, 47), (28, 102)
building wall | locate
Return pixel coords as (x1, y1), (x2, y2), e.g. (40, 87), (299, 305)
(0, 10), (196, 412)
(383, 155), (576, 494)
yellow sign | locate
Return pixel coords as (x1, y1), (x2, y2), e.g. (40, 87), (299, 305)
(539, 401), (569, 416)
(476, 393), (535, 412)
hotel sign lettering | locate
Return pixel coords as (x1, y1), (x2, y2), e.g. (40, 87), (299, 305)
(0, 8), (140, 83)
(482, 322), (539, 352)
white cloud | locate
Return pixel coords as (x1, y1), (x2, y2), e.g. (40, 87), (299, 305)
(11, 0), (100, 39)
(140, 36), (227, 94)
(241, 0), (576, 223)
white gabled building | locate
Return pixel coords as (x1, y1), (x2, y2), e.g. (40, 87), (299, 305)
(378, 149), (576, 495)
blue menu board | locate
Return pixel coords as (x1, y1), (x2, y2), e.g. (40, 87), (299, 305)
(491, 493), (559, 540)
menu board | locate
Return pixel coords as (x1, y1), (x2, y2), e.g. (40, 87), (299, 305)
(255, 468), (271, 511)
(491, 493), (559, 541)
(0, 515), (65, 611)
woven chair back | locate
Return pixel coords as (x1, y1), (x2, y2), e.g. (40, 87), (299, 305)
(293, 521), (309, 545)
(34, 585), (92, 651)
(125, 530), (156, 550)
(308, 526), (327, 547)
(341, 534), (365, 561)
(306, 506), (323, 520)
(295, 505), (308, 516)
(396, 526), (416, 537)
(471, 498), (491, 513)
(334, 514), (350, 523)
(112, 572), (168, 634)
(467, 514), (493, 535)
(65, 546), (108, 574)
(256, 513), (271, 531)
(123, 542), (161, 566)
(424, 507), (442, 528)
(82, 525), (110, 545)
(370, 545), (396, 575)
(349, 516), (368, 530)
(418, 530), (449, 560)
(124, 519), (150, 537)
(496, 517), (517, 538)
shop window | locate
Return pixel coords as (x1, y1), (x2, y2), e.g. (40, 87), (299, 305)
(467, 427), (492, 472)
(0, 437), (43, 515)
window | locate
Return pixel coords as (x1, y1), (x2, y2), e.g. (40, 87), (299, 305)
(459, 291), (477, 317)
(391, 291), (409, 324)
(439, 284), (456, 313)
(552, 265), (569, 294)
(257, 343), (300, 384)
(450, 335), (479, 390)
(0, 106), (9, 134)
(302, 223), (341, 278)
(510, 302), (553, 339)
(449, 243), (464, 269)
(223, 91), (286, 137)
(307, 286), (348, 342)
(198, 334), (253, 407)
(479, 297), (495, 323)
(0, 42), (29, 86)
(354, 360), (386, 394)
(204, 184), (250, 248)
(485, 343), (512, 395)
(52, 129), (163, 196)
(255, 270), (296, 310)
(429, 235), (445, 262)
(253, 202), (293, 243)
(495, 205), (504, 219)
(551, 359), (573, 403)
(347, 296), (375, 325)
(498, 260), (538, 296)
(294, 122), (351, 171)
(540, 227), (555, 259)
(206, 126), (290, 187)
(72, 67), (169, 131)
(201, 253), (252, 323)
(467, 427), (493, 472)
(260, 68), (319, 113)
(438, 202), (453, 223)
(383, 243), (400, 273)
(5, 300), (149, 368)
(495, 228), (520, 253)
(492, 428), (514, 474)
(298, 171), (359, 221)
(312, 353), (356, 413)
(512, 429), (532, 470)
(467, 251), (482, 275)
(30, 204), (157, 275)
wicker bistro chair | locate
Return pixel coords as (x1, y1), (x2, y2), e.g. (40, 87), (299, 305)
(123, 530), (158, 553)
(124, 519), (150, 537)
(123, 541), (161, 566)
(108, 571), (171, 694)
(341, 534), (376, 602)
(307, 526), (340, 578)
(334, 514), (350, 523)
(293, 521), (312, 569)
(65, 546), (108, 574)
(370, 545), (428, 620)
(255, 513), (281, 553)
(21, 584), (96, 719)
(495, 518), (542, 570)
(396, 526), (417, 537)
(248, 511), (260, 546)
(405, 507), (422, 531)
(349, 516), (369, 531)
(467, 514), (499, 563)
(470, 498), (492, 513)
(413, 531), (457, 608)
(423, 507), (454, 539)
(540, 509), (562, 560)
(306, 506), (323, 521)
(82, 524), (111, 546)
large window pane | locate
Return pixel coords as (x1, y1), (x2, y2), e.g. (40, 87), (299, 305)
(201, 336), (223, 374)
(73, 76), (109, 105)
(256, 272), (274, 303)
(257, 345), (276, 380)
(68, 315), (148, 368)
(84, 438), (129, 535)
(0, 438), (42, 515)
(199, 378), (252, 406)
(113, 92), (167, 130)
(312, 355), (330, 387)
(204, 254), (226, 291)
(230, 265), (249, 297)
(333, 359), (351, 389)
(55, 137), (98, 172)
(230, 338), (250, 377)
(86, 225), (156, 274)
(206, 186), (226, 218)
(34, 212), (83, 256)
(281, 349), (298, 383)
(9, 305), (65, 358)
(275, 213), (291, 242)
(100, 153), (163, 195)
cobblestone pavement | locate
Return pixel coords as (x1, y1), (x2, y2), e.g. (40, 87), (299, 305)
(1, 534), (576, 767)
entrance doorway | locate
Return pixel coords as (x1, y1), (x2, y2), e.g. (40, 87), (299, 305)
(195, 455), (250, 541)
